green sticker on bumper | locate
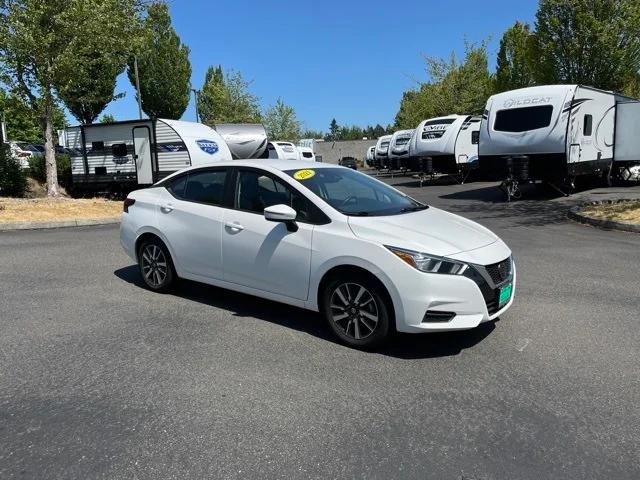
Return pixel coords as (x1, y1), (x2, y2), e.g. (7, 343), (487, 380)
(499, 283), (513, 306)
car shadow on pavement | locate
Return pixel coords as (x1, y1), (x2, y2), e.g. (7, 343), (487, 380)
(115, 265), (495, 359)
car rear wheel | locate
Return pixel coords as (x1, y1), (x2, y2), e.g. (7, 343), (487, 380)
(138, 238), (175, 292)
(321, 274), (391, 348)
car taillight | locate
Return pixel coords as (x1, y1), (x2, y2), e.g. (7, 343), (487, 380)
(123, 198), (136, 213)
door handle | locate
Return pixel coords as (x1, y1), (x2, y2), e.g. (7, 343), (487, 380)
(160, 203), (174, 213)
(225, 221), (244, 231)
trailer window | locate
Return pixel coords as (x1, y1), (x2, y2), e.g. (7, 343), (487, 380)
(583, 115), (593, 136)
(494, 105), (553, 132)
(112, 143), (128, 157)
(471, 131), (479, 145)
(91, 141), (105, 151)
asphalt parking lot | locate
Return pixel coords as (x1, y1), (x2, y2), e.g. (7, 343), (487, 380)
(1, 179), (639, 479)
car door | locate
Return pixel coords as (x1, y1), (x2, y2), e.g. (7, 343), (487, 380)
(222, 168), (316, 301)
(157, 167), (230, 280)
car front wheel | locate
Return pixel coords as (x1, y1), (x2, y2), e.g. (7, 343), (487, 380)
(321, 274), (391, 348)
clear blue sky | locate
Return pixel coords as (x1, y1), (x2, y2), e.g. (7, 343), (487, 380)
(100, 0), (538, 133)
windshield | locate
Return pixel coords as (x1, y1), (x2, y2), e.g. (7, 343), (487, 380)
(285, 167), (427, 216)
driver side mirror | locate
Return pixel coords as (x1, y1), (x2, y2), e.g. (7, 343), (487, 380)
(264, 204), (298, 232)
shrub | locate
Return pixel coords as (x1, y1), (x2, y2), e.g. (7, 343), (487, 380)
(28, 153), (71, 188)
(0, 143), (28, 197)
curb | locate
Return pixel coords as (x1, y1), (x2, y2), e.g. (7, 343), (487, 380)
(568, 199), (640, 233)
(0, 217), (120, 231)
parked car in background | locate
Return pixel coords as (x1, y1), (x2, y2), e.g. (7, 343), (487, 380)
(338, 156), (358, 170)
(121, 160), (515, 348)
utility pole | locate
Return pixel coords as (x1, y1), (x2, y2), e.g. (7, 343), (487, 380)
(192, 89), (200, 123)
(134, 55), (143, 119)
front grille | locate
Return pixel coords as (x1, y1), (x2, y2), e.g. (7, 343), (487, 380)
(485, 257), (512, 286)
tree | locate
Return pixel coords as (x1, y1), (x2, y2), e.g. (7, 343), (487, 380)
(128, 1), (191, 119)
(198, 66), (261, 125)
(56, 52), (124, 124)
(533, 0), (640, 91)
(301, 129), (324, 139)
(394, 41), (494, 129)
(495, 21), (536, 92)
(327, 118), (340, 141)
(0, 88), (66, 143)
(0, 0), (144, 196)
(99, 113), (116, 123)
(263, 98), (302, 142)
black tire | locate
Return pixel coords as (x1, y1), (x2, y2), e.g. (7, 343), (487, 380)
(321, 273), (392, 348)
(137, 237), (176, 293)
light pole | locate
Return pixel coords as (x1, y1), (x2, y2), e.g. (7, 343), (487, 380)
(192, 89), (200, 123)
(134, 55), (143, 120)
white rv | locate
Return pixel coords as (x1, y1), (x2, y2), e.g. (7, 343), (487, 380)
(267, 141), (300, 161)
(374, 134), (392, 169)
(297, 146), (316, 161)
(64, 119), (266, 193)
(365, 145), (376, 167)
(408, 115), (481, 174)
(479, 85), (640, 190)
(387, 129), (415, 170)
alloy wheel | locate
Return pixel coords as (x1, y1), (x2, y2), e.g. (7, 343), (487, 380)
(141, 244), (168, 288)
(329, 282), (379, 340)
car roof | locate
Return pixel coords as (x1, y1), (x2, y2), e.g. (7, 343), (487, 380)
(162, 159), (343, 180)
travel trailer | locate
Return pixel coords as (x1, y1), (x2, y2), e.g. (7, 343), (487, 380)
(387, 129), (415, 170)
(266, 141), (301, 161)
(63, 119), (267, 193)
(374, 134), (392, 169)
(297, 146), (316, 161)
(408, 115), (481, 176)
(479, 84), (640, 199)
(365, 145), (376, 167)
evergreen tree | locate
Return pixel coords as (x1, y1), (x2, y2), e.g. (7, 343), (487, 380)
(198, 66), (261, 124)
(495, 21), (536, 92)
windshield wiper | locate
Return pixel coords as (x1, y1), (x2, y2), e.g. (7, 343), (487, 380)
(399, 205), (429, 213)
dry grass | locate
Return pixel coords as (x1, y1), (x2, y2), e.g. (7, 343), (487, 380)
(582, 201), (640, 224)
(0, 198), (122, 223)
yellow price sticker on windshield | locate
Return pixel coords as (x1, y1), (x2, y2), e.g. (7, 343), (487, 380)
(293, 169), (316, 181)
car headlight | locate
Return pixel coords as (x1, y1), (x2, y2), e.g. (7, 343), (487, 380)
(385, 246), (468, 275)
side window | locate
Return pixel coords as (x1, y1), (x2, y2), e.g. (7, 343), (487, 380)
(168, 175), (187, 198)
(112, 143), (128, 157)
(236, 170), (313, 222)
(91, 141), (104, 151)
(183, 169), (228, 205)
(583, 114), (593, 136)
(471, 131), (480, 145)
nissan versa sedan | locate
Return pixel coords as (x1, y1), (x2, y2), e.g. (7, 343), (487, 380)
(120, 160), (515, 348)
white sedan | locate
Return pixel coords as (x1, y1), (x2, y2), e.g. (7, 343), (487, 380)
(120, 160), (515, 348)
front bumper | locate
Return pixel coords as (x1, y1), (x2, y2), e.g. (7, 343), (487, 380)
(393, 255), (516, 333)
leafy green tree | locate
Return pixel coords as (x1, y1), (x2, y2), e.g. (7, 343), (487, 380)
(99, 113), (116, 123)
(263, 98), (302, 142)
(0, 89), (66, 143)
(0, 0), (144, 196)
(128, 1), (191, 119)
(533, 0), (640, 91)
(495, 21), (536, 92)
(395, 41), (494, 129)
(0, 142), (27, 197)
(57, 53), (124, 124)
(301, 129), (324, 139)
(198, 65), (261, 124)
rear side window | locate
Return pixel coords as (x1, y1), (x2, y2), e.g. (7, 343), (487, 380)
(494, 105), (554, 132)
(302, 151), (313, 158)
(583, 114), (593, 136)
(183, 170), (227, 205)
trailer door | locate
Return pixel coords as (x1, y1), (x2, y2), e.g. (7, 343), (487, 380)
(133, 126), (153, 184)
(614, 102), (640, 162)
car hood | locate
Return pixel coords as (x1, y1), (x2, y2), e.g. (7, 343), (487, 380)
(347, 207), (498, 257)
